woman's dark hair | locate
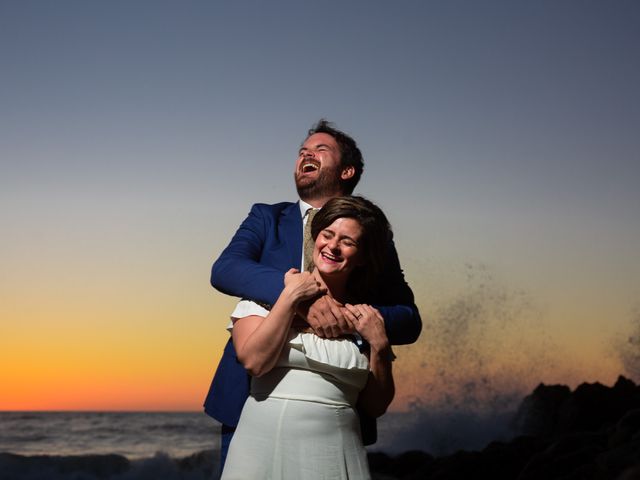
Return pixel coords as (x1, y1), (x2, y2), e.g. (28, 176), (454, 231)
(311, 196), (392, 300)
(307, 119), (364, 195)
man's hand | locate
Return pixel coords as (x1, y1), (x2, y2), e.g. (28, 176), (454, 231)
(298, 295), (356, 338)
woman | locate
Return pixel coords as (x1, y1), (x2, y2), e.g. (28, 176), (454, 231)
(221, 196), (395, 480)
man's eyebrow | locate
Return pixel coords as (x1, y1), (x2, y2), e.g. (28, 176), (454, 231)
(301, 143), (333, 151)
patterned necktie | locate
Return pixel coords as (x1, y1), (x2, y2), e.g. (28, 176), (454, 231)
(303, 208), (319, 272)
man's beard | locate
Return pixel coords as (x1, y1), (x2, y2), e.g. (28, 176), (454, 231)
(295, 166), (343, 202)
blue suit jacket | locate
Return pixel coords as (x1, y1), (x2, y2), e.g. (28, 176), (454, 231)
(203, 202), (421, 444)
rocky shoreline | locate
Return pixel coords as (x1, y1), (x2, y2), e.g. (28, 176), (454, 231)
(369, 376), (640, 479)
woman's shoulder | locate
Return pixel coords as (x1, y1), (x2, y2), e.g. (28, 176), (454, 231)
(227, 300), (270, 331)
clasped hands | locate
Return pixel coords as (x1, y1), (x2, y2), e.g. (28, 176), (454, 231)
(284, 268), (384, 342)
(302, 298), (387, 350)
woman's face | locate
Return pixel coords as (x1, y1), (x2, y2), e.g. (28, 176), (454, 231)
(313, 217), (364, 277)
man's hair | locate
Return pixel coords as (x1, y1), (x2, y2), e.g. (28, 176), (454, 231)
(311, 195), (392, 300)
(307, 119), (364, 194)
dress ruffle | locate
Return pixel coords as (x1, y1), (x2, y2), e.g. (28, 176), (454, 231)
(288, 332), (369, 372)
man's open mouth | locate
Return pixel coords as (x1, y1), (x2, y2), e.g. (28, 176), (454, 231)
(300, 161), (320, 174)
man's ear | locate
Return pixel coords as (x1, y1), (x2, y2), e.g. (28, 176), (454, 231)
(341, 166), (355, 180)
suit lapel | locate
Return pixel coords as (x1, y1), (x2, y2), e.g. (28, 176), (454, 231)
(280, 202), (303, 269)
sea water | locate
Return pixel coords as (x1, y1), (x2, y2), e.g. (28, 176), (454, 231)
(0, 411), (414, 459)
(0, 412), (219, 459)
(0, 412), (221, 480)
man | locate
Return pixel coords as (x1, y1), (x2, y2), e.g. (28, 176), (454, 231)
(204, 120), (421, 470)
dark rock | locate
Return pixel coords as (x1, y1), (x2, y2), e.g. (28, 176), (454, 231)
(517, 432), (606, 480)
(618, 465), (640, 480)
(617, 409), (640, 434)
(556, 379), (640, 435)
(513, 383), (571, 437)
(393, 450), (434, 478)
(368, 451), (395, 476)
(368, 450), (434, 479)
(368, 377), (640, 480)
(614, 376), (639, 395)
(597, 438), (640, 479)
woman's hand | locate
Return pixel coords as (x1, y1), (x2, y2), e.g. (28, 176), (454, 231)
(344, 304), (389, 351)
(348, 303), (395, 418)
(283, 268), (326, 306)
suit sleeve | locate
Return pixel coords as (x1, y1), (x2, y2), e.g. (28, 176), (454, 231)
(211, 204), (284, 306)
(372, 240), (422, 345)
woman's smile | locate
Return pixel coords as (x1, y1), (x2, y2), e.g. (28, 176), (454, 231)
(314, 217), (363, 276)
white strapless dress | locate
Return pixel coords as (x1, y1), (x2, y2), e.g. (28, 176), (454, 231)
(221, 301), (372, 480)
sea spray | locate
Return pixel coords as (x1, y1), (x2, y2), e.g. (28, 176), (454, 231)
(617, 305), (640, 382)
(384, 262), (560, 455)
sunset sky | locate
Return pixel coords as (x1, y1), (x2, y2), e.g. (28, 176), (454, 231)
(1, 1), (639, 412)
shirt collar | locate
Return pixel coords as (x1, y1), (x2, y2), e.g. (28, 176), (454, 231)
(299, 199), (314, 218)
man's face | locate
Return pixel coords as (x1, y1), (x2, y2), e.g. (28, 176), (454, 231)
(294, 133), (345, 201)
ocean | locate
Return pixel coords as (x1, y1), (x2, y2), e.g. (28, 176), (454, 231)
(0, 412), (219, 459)
(0, 409), (514, 479)
(0, 412), (221, 480)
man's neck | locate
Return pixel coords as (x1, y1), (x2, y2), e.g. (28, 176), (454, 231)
(301, 193), (343, 209)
